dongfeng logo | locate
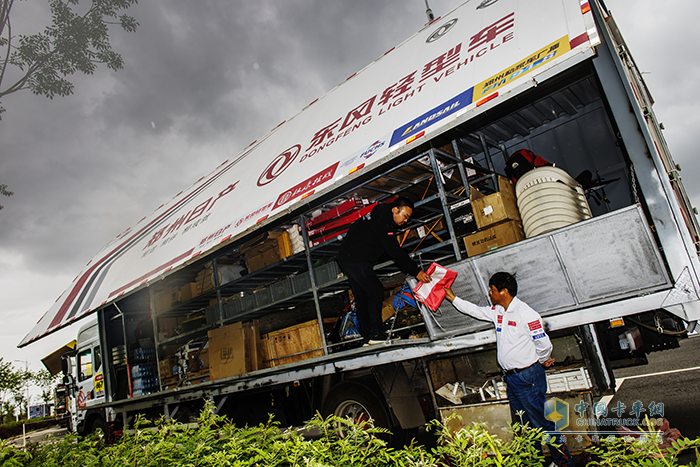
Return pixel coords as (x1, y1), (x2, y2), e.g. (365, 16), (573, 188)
(477, 0), (500, 9)
(257, 145), (301, 186)
(426, 18), (458, 43)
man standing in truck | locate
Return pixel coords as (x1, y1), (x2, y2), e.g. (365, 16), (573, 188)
(337, 197), (431, 345)
(443, 272), (574, 467)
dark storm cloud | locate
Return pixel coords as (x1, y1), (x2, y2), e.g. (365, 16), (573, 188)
(0, 0), (459, 276)
(94, 1), (440, 143)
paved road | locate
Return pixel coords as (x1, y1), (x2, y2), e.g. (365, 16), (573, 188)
(600, 333), (700, 462)
(608, 334), (700, 439)
(8, 424), (68, 448)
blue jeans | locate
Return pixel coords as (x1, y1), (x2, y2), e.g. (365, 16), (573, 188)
(506, 363), (573, 466)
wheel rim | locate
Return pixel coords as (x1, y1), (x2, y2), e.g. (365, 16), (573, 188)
(334, 399), (372, 432)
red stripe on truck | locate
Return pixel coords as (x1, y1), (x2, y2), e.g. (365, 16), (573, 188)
(570, 32), (589, 49)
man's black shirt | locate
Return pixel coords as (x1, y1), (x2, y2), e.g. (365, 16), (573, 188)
(336, 203), (420, 276)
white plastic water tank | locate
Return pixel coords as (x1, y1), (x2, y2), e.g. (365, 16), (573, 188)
(515, 166), (592, 238)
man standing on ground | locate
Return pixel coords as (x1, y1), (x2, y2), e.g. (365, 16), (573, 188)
(443, 272), (574, 467)
(337, 197), (431, 344)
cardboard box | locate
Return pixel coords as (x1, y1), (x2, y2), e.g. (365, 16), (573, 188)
(158, 356), (178, 378)
(195, 268), (216, 294)
(471, 176), (521, 229)
(243, 231), (292, 273)
(381, 295), (396, 322)
(207, 320), (262, 380)
(197, 348), (209, 371)
(179, 282), (201, 302)
(186, 371), (210, 386)
(157, 316), (184, 341)
(161, 376), (179, 389)
(463, 220), (525, 257)
(450, 198), (478, 236)
(263, 319), (327, 367)
(154, 286), (179, 315)
(182, 347), (209, 373)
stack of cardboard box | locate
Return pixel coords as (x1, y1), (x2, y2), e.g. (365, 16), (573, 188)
(158, 355), (178, 382)
(206, 318), (338, 377)
(463, 176), (525, 256)
(153, 286), (180, 315)
(208, 320), (266, 380)
(241, 231), (293, 273)
(157, 316), (186, 341)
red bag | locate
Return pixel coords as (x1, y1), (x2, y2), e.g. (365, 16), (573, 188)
(413, 262), (458, 311)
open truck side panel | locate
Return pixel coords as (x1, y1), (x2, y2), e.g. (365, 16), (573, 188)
(30, 0), (700, 444)
(20, 0), (602, 347)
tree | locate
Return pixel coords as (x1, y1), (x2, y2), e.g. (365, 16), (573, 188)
(0, 183), (11, 209)
(0, 0), (139, 118)
(0, 357), (23, 420)
(32, 368), (60, 406)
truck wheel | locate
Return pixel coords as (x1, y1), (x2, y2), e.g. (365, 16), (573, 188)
(321, 382), (392, 440)
(90, 416), (106, 436)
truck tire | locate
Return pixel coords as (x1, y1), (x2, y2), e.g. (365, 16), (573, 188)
(321, 381), (392, 441)
(90, 416), (106, 435)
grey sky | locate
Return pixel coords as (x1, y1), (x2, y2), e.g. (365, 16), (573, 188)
(1, 0), (697, 401)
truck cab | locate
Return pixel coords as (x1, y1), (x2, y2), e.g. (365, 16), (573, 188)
(62, 319), (109, 435)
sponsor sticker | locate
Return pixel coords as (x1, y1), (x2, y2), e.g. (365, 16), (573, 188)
(390, 87), (473, 146)
(95, 373), (104, 397)
(272, 162), (339, 210)
(361, 140), (386, 159)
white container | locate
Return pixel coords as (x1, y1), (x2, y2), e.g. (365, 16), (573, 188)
(515, 166), (592, 238)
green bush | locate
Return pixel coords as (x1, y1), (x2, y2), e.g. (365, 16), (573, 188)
(1, 404), (699, 466)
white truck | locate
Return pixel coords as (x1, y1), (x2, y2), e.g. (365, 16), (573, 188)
(23, 0), (699, 447)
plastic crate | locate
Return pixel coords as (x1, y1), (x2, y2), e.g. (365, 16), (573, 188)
(291, 272), (312, 294)
(314, 261), (342, 286)
(222, 299), (239, 319)
(205, 304), (219, 325)
(270, 278), (294, 302)
(240, 293), (256, 312)
(254, 287), (274, 308)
